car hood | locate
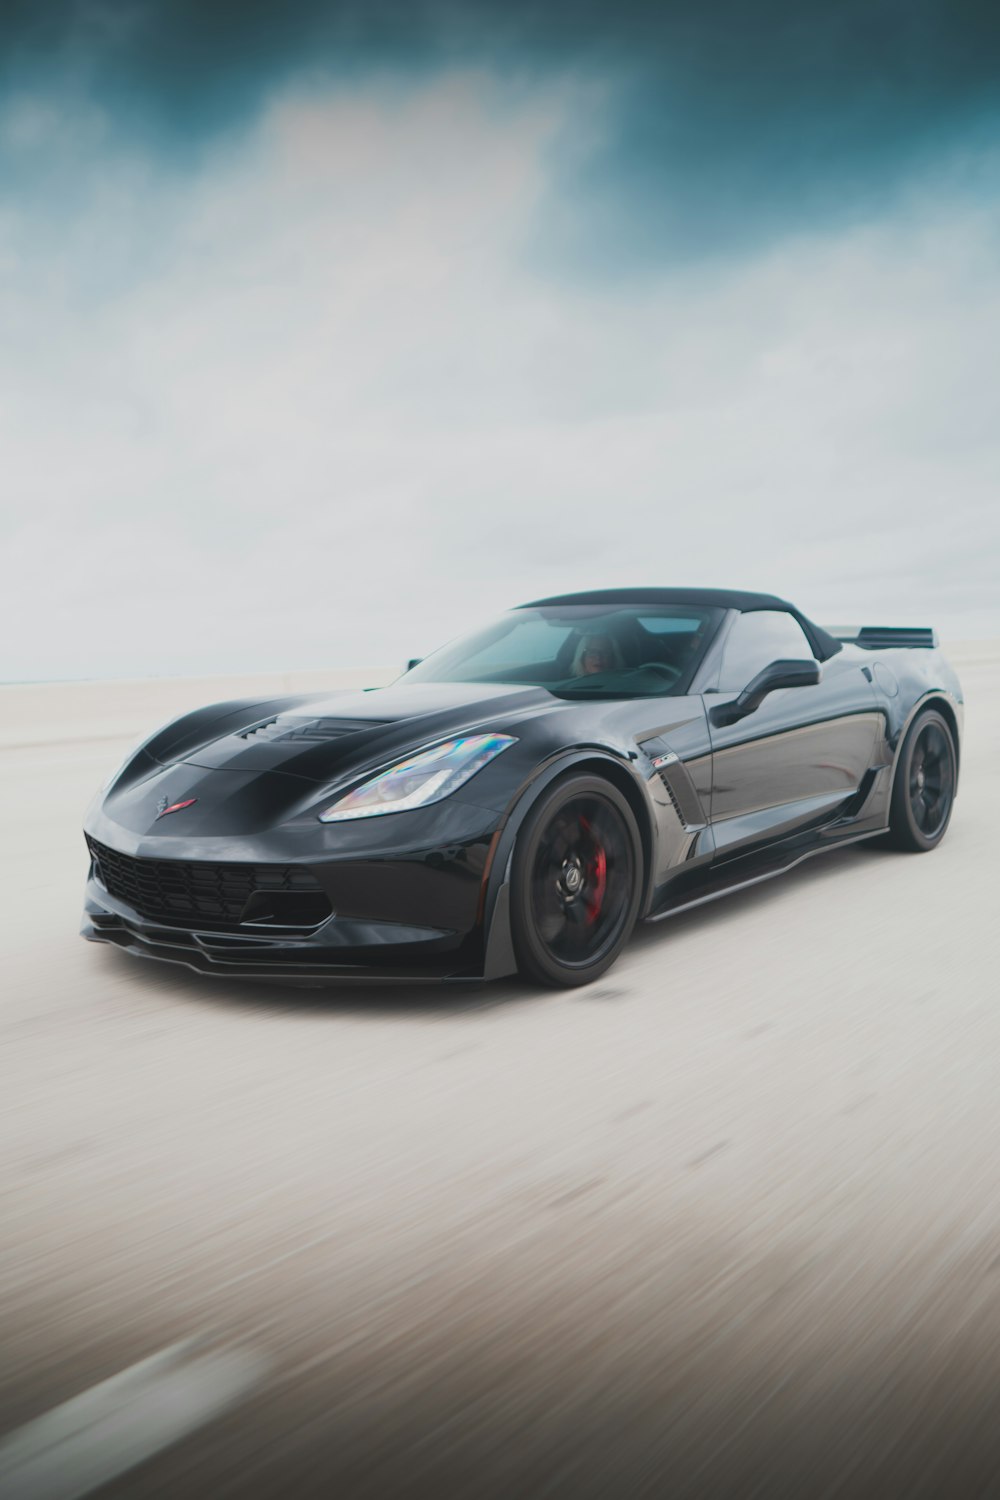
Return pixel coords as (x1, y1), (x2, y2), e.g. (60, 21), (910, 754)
(176, 680), (559, 783)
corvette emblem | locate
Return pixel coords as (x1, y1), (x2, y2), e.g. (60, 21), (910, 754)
(156, 796), (198, 818)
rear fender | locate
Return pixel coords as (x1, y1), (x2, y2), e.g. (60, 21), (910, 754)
(884, 691), (963, 809)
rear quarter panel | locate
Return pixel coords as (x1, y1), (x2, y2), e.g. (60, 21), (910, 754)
(868, 647), (964, 812)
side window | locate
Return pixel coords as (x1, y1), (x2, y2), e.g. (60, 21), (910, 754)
(718, 611), (814, 692)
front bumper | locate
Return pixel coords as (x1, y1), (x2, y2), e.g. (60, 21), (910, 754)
(81, 877), (496, 983)
(80, 793), (515, 984)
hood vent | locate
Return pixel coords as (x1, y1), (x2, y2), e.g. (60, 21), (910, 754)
(239, 716), (390, 743)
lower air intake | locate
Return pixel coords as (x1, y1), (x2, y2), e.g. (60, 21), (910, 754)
(87, 838), (331, 929)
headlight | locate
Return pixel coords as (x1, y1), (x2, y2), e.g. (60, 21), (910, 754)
(318, 734), (516, 822)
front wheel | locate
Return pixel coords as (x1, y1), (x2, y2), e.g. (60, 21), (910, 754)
(885, 708), (957, 851)
(510, 774), (643, 988)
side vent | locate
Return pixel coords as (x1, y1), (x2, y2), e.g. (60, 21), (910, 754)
(640, 745), (708, 830)
(654, 763), (686, 823)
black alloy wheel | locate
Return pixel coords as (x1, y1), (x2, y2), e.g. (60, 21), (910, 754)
(510, 774), (643, 987)
(886, 708), (957, 851)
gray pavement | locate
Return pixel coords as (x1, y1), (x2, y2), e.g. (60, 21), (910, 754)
(1, 649), (998, 1497)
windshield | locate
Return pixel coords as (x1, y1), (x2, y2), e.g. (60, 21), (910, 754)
(404, 605), (725, 698)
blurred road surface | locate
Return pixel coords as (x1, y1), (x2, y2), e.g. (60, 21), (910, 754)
(1, 647), (998, 1497)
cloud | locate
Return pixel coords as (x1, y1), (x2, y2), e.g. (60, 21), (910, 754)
(1, 71), (998, 680)
(2, 3), (1000, 264)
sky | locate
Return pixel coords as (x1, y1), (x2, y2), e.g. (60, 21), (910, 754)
(1, 0), (999, 680)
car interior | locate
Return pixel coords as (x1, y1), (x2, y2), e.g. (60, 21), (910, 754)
(465, 611), (712, 693)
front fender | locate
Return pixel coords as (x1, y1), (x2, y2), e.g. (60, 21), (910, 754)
(480, 748), (657, 981)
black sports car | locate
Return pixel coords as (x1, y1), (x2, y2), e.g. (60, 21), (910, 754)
(82, 589), (963, 988)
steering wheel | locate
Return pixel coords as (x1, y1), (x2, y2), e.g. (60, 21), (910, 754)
(639, 661), (682, 684)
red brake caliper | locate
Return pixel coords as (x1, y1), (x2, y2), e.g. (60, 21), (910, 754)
(580, 817), (607, 925)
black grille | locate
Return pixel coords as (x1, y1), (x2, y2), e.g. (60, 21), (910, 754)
(87, 838), (329, 929)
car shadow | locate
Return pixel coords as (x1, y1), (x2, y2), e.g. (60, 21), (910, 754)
(627, 840), (878, 953)
(92, 943), (532, 1019)
(94, 840), (886, 1018)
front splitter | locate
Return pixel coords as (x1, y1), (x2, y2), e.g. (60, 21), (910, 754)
(81, 913), (487, 985)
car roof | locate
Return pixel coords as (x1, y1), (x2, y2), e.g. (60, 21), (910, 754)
(518, 588), (843, 661)
(519, 587), (793, 612)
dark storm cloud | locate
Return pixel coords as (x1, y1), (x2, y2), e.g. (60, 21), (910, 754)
(3, 0), (1000, 261)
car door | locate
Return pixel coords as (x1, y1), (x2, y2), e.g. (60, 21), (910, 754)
(704, 610), (881, 857)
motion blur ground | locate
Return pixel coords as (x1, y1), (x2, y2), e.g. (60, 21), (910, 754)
(1, 645), (998, 1496)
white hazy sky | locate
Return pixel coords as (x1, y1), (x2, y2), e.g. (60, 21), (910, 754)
(1, 68), (998, 680)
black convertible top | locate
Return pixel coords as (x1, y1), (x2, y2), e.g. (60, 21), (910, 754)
(522, 587), (792, 612)
(520, 588), (842, 661)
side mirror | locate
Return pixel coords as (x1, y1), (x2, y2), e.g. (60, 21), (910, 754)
(710, 658), (820, 726)
(405, 657), (423, 672)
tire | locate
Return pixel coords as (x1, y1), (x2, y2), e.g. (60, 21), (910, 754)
(885, 708), (957, 852)
(510, 774), (643, 988)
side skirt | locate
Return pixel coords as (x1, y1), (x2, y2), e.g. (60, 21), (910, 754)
(644, 826), (886, 925)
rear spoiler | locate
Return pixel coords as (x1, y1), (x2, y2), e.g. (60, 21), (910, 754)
(826, 626), (939, 650)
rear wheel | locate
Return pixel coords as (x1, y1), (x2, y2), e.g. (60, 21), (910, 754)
(886, 708), (957, 851)
(511, 774), (642, 988)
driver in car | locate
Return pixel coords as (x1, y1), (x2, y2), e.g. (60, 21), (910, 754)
(576, 634), (616, 676)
